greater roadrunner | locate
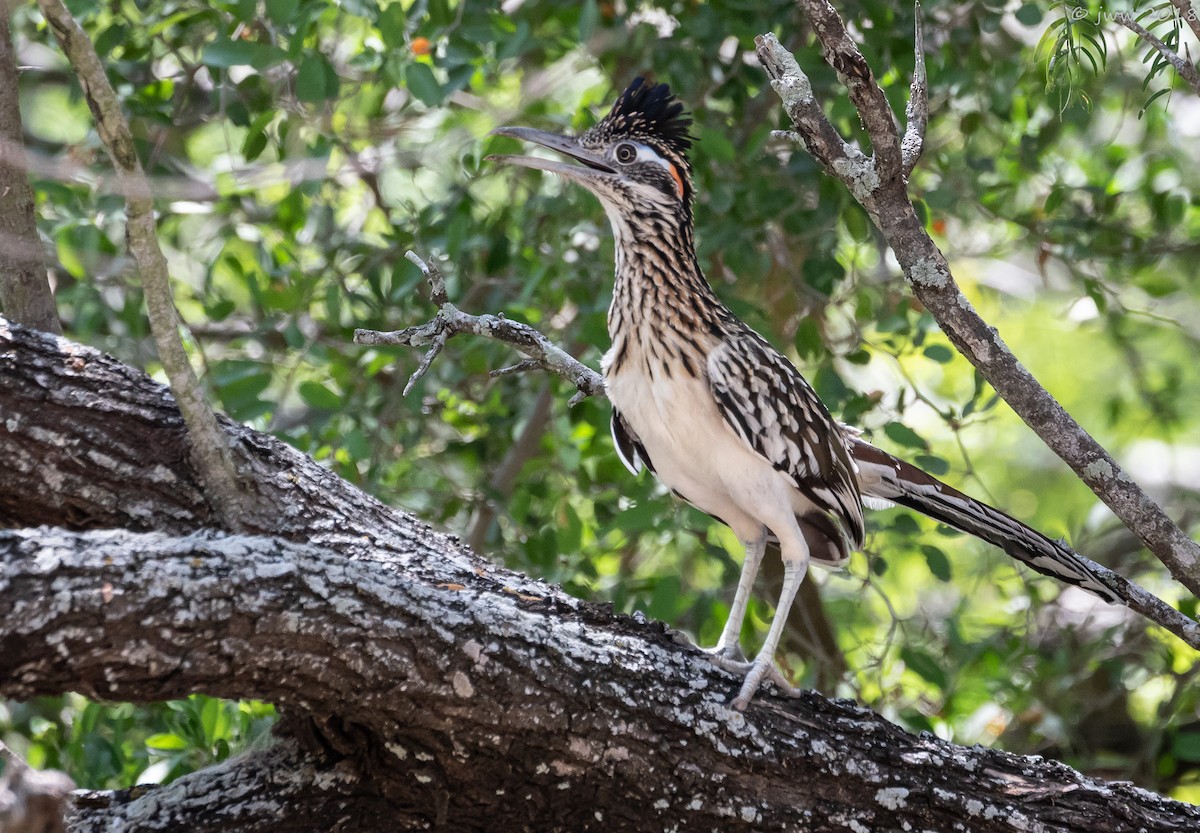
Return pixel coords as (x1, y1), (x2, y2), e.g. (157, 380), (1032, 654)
(492, 78), (1124, 710)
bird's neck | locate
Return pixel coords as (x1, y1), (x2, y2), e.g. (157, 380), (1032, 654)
(603, 210), (737, 379)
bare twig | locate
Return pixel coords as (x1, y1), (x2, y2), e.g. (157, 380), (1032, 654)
(756, 36), (876, 199)
(354, 251), (606, 404)
(1115, 11), (1200, 96)
(36, 0), (243, 527)
(791, 0), (903, 178)
(758, 2), (1200, 598)
(901, 3), (928, 177)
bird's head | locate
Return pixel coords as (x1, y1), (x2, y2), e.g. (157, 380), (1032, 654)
(490, 78), (695, 230)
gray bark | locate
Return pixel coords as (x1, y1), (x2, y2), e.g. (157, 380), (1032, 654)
(2, 319), (1199, 832)
(0, 6), (60, 334)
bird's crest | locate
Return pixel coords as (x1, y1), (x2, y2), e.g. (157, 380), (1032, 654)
(586, 77), (693, 162)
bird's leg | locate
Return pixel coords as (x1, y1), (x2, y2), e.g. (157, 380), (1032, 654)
(731, 554), (809, 711)
(708, 528), (769, 661)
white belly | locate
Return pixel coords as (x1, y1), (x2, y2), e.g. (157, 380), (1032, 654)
(603, 352), (803, 544)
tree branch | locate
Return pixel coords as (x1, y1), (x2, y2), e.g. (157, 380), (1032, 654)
(68, 740), (391, 833)
(1116, 11), (1200, 96)
(793, 0), (903, 178)
(4, 522), (1199, 832)
(757, 4), (1200, 598)
(354, 251), (605, 405)
(35, 0), (243, 528)
(0, 9), (60, 333)
(4, 318), (1200, 829)
(901, 2), (928, 177)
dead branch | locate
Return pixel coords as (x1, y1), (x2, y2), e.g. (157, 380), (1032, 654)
(353, 251), (605, 405)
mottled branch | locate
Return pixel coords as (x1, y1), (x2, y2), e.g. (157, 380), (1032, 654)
(0, 11), (59, 334)
(791, 0), (903, 178)
(68, 741), (384, 833)
(1116, 11), (1200, 96)
(3, 525), (1200, 833)
(35, 0), (243, 527)
(759, 9), (1200, 598)
(754, 34), (874, 196)
(354, 251), (605, 405)
(901, 3), (928, 176)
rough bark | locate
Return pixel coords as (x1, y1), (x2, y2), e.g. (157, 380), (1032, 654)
(68, 741), (391, 833)
(2, 525), (1197, 833)
(0, 5), (60, 334)
(2, 320), (1199, 831)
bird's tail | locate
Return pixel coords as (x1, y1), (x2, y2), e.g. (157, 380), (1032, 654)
(848, 436), (1126, 605)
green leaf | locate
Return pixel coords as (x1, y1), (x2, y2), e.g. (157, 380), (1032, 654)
(884, 422), (928, 451)
(145, 733), (187, 751)
(241, 111), (274, 161)
(296, 55), (337, 103)
(1044, 185), (1065, 213)
(923, 344), (954, 363)
(1172, 732), (1200, 763)
(842, 205), (871, 241)
(266, 0), (299, 23)
(299, 380), (342, 410)
(579, 0), (600, 41)
(405, 63), (443, 106)
(914, 454), (950, 476)
(219, 371), (272, 405)
(901, 646), (947, 689)
(377, 4), (407, 47)
(201, 40), (287, 70)
(1015, 3), (1042, 26)
(922, 545), (952, 582)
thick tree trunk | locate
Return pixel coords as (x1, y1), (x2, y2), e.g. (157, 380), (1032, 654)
(0, 316), (1197, 832)
(0, 8), (60, 334)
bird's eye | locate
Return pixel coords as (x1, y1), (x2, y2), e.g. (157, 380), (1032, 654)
(614, 142), (637, 164)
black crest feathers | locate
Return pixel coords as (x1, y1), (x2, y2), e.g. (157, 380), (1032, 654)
(589, 77), (693, 161)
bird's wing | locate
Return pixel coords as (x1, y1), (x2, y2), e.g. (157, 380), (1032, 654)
(610, 408), (655, 476)
(707, 332), (864, 551)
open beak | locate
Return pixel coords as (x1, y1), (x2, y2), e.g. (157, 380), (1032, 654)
(487, 126), (615, 182)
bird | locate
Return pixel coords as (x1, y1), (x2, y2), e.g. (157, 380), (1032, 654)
(490, 77), (1125, 710)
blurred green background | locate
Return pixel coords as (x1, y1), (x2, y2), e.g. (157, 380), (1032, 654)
(5, 0), (1200, 800)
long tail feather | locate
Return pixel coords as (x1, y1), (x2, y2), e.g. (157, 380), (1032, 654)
(848, 436), (1125, 605)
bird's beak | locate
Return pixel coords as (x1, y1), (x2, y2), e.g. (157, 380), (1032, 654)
(487, 126), (615, 182)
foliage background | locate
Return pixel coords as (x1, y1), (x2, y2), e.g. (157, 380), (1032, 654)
(4, 0), (1200, 801)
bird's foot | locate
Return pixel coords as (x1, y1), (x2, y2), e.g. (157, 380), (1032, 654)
(702, 642), (747, 664)
(730, 656), (802, 710)
(704, 649), (801, 710)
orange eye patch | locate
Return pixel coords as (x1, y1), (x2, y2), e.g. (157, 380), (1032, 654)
(668, 163), (684, 199)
